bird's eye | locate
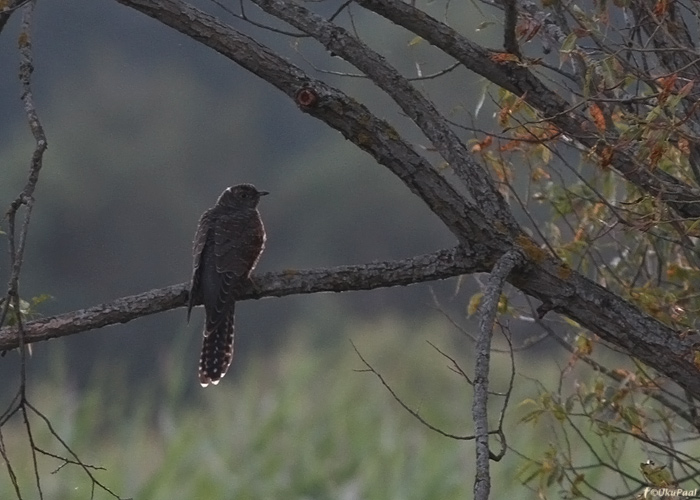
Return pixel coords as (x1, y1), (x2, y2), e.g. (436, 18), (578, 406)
(240, 192), (250, 199)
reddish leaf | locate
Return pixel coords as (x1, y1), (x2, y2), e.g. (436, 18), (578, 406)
(490, 52), (521, 63)
(599, 146), (614, 167)
(589, 103), (606, 132)
(653, 0), (669, 17)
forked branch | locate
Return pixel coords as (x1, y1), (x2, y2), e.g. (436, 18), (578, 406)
(473, 249), (524, 500)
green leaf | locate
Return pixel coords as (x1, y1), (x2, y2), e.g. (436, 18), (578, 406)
(560, 33), (578, 53)
(467, 292), (483, 316)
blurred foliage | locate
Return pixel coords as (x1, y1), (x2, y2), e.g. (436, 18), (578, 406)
(517, 365), (700, 498)
(484, 26), (700, 332)
(3, 312), (674, 499)
(0, 293), (51, 327)
(0, 317), (519, 500)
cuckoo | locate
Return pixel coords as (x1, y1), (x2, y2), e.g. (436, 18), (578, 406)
(187, 184), (268, 386)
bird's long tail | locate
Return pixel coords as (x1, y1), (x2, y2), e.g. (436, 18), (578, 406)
(199, 302), (235, 387)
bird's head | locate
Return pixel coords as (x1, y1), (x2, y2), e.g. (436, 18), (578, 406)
(217, 183), (269, 209)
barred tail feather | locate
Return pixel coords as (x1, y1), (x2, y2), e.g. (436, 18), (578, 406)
(199, 304), (235, 387)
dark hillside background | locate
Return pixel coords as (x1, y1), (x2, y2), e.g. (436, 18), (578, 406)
(0, 0), (497, 390)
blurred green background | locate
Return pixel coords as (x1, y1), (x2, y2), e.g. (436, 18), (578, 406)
(0, 0), (557, 498)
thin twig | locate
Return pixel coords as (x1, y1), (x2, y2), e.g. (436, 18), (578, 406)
(0, 428), (22, 499)
(26, 402), (129, 500)
(33, 447), (106, 474)
(351, 340), (480, 440)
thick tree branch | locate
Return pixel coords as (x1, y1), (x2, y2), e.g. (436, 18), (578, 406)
(250, 0), (518, 233)
(356, 0), (700, 220)
(508, 248), (700, 397)
(0, 247), (483, 351)
(115, 0), (509, 249)
(112, 0), (700, 400)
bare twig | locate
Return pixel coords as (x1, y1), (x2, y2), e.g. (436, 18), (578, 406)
(33, 447), (106, 474)
(25, 402), (128, 499)
(491, 328), (515, 461)
(1, 4), (130, 499)
(21, 404), (42, 499)
(0, 428), (22, 499)
(427, 340), (474, 385)
(351, 340), (480, 440)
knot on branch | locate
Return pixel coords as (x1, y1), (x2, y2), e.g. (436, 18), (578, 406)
(9, 193), (33, 213)
(295, 87), (319, 108)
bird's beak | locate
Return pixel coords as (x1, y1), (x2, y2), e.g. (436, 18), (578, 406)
(259, 190), (270, 196)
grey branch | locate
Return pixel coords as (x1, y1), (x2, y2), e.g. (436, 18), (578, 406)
(0, 247), (483, 351)
(114, 0), (503, 247)
(473, 249), (525, 500)
(355, 0), (700, 220)
(2, 0), (47, 379)
(111, 0), (700, 400)
(250, 0), (517, 231)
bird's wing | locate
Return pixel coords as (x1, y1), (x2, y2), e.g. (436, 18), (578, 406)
(214, 211), (264, 278)
(187, 210), (212, 320)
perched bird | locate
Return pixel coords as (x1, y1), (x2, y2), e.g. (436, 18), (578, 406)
(187, 184), (268, 386)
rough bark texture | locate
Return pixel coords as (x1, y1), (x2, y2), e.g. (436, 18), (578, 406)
(3, 0), (698, 401)
(0, 247), (482, 350)
(357, 0), (700, 219)
(106, 0), (700, 398)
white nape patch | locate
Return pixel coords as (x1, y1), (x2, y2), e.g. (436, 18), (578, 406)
(225, 187), (233, 193)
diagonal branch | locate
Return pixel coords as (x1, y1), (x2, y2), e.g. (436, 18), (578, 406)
(0, 247), (485, 351)
(355, 0), (700, 220)
(250, 0), (518, 232)
(352, 341), (479, 441)
(115, 0), (504, 248)
(113, 0), (700, 400)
